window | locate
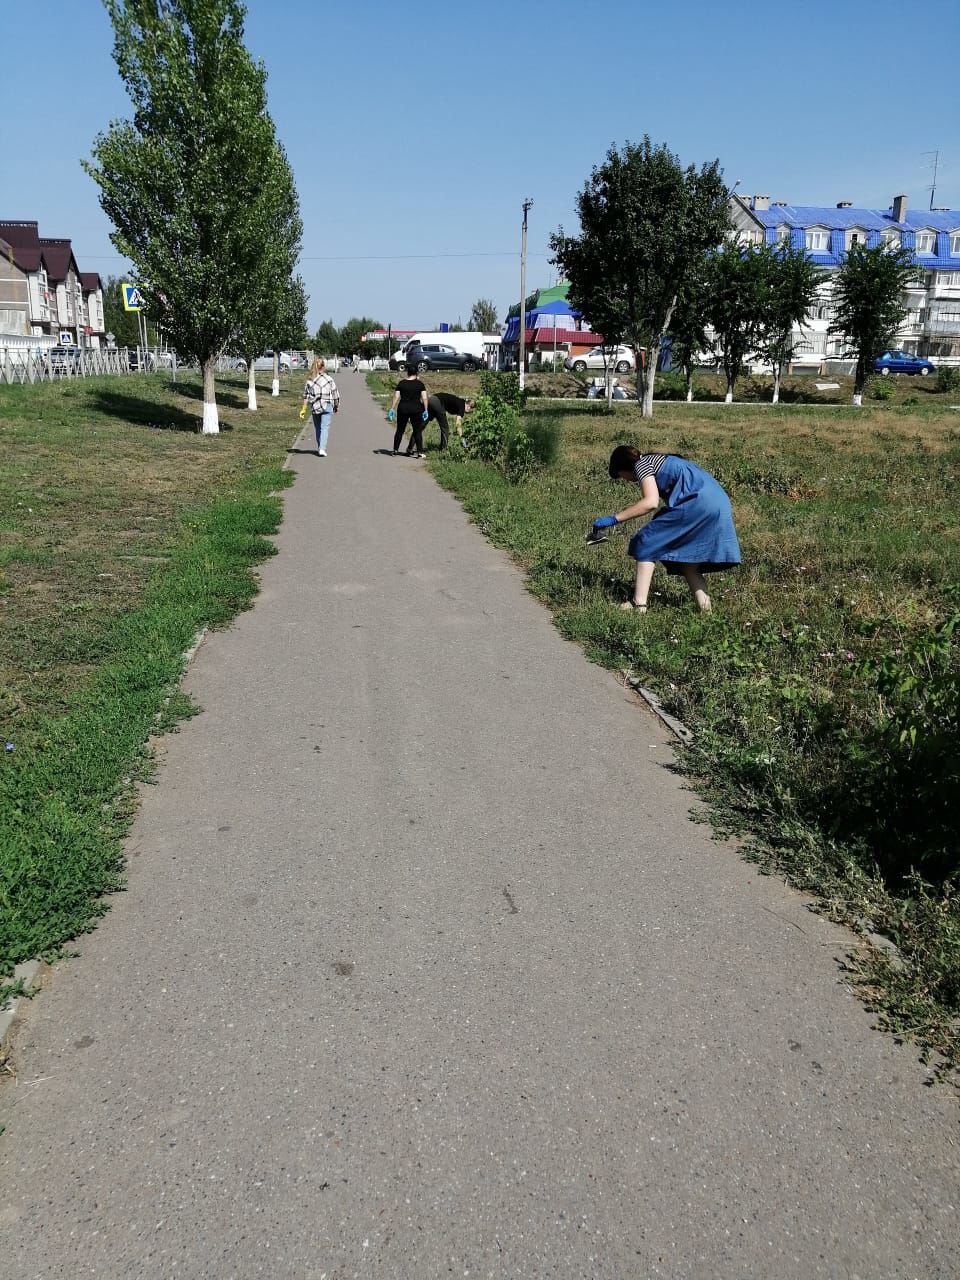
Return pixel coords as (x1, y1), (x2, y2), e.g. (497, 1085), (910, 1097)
(916, 231), (936, 253)
(805, 228), (829, 251)
(938, 272), (960, 287)
(951, 232), (960, 255)
(776, 225), (790, 245)
(847, 228), (867, 249)
(36, 268), (50, 320)
(881, 229), (900, 248)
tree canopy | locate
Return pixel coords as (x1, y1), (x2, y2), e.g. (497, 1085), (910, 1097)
(85, 0), (302, 433)
(829, 242), (919, 399)
(469, 298), (498, 332)
(551, 137), (730, 416)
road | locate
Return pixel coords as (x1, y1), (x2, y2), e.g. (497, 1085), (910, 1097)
(1, 372), (957, 1278)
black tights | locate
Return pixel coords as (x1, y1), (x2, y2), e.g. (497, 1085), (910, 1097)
(394, 406), (423, 454)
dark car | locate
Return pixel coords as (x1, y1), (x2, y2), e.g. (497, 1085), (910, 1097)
(875, 350), (935, 377)
(402, 343), (479, 373)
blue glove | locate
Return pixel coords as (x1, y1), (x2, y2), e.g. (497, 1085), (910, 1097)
(593, 515), (618, 530)
(386, 409), (396, 422)
(422, 410), (429, 423)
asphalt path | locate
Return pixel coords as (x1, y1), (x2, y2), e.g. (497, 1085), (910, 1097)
(1, 373), (957, 1278)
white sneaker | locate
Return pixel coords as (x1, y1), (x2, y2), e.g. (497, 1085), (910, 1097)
(317, 448), (327, 457)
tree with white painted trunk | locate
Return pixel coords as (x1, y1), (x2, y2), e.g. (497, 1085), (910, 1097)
(704, 244), (772, 403)
(550, 138), (730, 418)
(828, 243), (918, 405)
(230, 144), (305, 410)
(757, 247), (823, 404)
(666, 259), (711, 402)
(85, 0), (289, 435)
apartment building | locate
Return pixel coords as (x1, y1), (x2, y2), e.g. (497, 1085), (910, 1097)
(0, 220), (105, 349)
(729, 193), (960, 364)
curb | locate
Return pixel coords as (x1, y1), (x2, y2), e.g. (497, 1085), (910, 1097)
(621, 672), (694, 744)
(0, 960), (44, 1062)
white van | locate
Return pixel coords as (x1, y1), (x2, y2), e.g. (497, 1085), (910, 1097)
(389, 331), (490, 370)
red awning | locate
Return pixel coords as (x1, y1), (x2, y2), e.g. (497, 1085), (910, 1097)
(527, 328), (604, 345)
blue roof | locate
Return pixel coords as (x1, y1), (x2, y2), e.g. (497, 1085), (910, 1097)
(747, 203), (960, 269)
(753, 204), (960, 232)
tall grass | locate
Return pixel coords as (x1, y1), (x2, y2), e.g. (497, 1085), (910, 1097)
(429, 398), (960, 1073)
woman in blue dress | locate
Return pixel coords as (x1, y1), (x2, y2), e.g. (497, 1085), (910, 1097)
(592, 444), (741, 613)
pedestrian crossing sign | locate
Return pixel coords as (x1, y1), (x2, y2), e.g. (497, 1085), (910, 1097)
(122, 283), (145, 312)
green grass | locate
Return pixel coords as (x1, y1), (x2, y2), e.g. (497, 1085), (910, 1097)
(0, 371), (300, 992)
(421, 393), (960, 1077)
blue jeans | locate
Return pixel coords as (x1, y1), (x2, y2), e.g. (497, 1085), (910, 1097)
(312, 406), (334, 451)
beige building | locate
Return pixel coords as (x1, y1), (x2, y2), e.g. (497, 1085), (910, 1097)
(0, 220), (105, 350)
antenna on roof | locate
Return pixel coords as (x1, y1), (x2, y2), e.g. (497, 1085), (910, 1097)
(922, 149), (941, 211)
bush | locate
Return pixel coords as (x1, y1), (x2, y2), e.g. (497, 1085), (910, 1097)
(655, 371), (688, 401)
(505, 427), (535, 483)
(937, 366), (960, 394)
(480, 370), (526, 413)
(462, 393), (514, 463)
(524, 412), (562, 468)
(871, 378), (895, 400)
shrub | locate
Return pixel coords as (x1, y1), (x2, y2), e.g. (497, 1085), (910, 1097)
(480, 370), (526, 413)
(655, 371), (688, 401)
(462, 394), (512, 462)
(937, 366), (960, 393)
(872, 378), (895, 400)
(505, 428), (535, 483)
(524, 412), (562, 468)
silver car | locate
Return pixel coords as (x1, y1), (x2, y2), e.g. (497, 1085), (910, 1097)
(563, 344), (635, 374)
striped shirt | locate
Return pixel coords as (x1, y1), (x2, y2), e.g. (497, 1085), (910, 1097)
(304, 372), (340, 411)
(633, 453), (667, 484)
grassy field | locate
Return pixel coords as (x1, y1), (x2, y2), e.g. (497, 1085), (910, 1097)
(0, 370), (301, 997)
(371, 369), (960, 1075)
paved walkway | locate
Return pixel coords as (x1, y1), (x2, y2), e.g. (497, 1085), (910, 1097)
(1, 375), (957, 1278)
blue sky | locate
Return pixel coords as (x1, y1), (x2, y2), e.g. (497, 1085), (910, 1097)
(4, 0), (958, 334)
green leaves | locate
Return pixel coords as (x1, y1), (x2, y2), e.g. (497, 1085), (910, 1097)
(87, 0), (304, 390)
(829, 243), (919, 394)
(551, 136), (731, 416)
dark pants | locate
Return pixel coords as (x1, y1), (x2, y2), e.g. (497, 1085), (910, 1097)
(428, 404), (449, 449)
(394, 406), (423, 455)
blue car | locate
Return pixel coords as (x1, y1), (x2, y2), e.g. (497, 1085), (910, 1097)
(875, 350), (935, 377)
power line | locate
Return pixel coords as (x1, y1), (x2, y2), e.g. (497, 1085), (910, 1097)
(73, 249), (552, 263)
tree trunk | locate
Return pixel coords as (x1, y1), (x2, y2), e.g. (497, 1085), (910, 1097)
(641, 337), (661, 418)
(853, 354), (866, 405)
(271, 350), (280, 397)
(685, 368), (694, 402)
(606, 359), (614, 407)
(201, 356), (219, 434)
(725, 371), (734, 404)
(247, 362), (257, 411)
(772, 363), (781, 405)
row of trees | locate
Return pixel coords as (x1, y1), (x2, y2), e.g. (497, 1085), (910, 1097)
(85, 0), (307, 432)
(552, 137), (921, 413)
(312, 299), (500, 360)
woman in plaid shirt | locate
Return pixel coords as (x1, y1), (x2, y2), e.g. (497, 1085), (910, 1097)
(299, 358), (340, 456)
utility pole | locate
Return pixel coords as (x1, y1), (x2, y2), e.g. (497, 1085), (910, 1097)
(519, 198), (533, 390)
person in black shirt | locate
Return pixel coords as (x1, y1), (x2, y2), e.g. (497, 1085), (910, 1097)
(387, 363), (429, 457)
(428, 391), (473, 449)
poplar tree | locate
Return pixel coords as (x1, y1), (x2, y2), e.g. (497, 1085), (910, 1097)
(85, 0), (293, 434)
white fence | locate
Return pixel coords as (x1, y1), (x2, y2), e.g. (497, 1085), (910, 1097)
(0, 346), (180, 385)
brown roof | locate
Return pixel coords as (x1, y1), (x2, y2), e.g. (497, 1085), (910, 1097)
(79, 271), (101, 292)
(39, 237), (79, 282)
(0, 220), (43, 272)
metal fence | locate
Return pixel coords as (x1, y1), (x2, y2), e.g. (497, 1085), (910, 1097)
(0, 347), (178, 386)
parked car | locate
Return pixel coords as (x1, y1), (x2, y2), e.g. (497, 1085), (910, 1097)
(233, 352), (294, 373)
(564, 344), (636, 374)
(875, 350), (935, 377)
(48, 345), (83, 374)
(398, 343), (480, 373)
